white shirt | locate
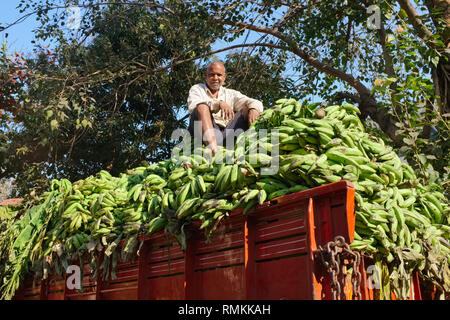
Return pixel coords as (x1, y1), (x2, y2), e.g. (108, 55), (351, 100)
(187, 83), (264, 128)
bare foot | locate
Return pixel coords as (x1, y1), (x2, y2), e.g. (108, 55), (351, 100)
(206, 142), (218, 156)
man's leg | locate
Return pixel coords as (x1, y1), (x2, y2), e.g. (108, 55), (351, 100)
(188, 105), (224, 150)
(223, 106), (250, 149)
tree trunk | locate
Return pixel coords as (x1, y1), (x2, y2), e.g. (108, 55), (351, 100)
(425, 0), (450, 114)
(435, 57), (450, 115)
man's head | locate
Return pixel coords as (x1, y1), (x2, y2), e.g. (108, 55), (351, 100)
(205, 61), (226, 93)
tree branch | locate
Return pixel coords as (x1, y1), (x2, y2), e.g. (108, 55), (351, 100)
(220, 19), (373, 98)
(396, 0), (437, 49)
(129, 42), (285, 83)
(378, 19), (397, 82)
(333, 92), (362, 104)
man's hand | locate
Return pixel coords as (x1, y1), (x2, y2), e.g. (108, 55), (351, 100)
(248, 108), (260, 126)
(219, 100), (234, 121)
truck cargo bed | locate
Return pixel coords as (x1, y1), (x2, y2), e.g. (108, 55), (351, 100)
(14, 181), (421, 300)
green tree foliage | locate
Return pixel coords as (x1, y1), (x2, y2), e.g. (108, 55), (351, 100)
(5, 0), (447, 195)
(0, 2), (296, 197)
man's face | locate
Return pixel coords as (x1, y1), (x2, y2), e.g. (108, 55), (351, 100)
(205, 63), (226, 92)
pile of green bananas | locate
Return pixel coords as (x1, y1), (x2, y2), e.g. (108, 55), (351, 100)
(253, 99), (450, 297)
(1, 99), (449, 300)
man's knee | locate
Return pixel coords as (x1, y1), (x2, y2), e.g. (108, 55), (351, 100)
(196, 104), (212, 117)
(189, 105), (210, 131)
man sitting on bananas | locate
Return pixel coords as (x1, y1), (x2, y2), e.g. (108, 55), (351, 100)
(187, 60), (264, 154)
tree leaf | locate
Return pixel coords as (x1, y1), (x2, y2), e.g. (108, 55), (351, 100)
(403, 137), (415, 145)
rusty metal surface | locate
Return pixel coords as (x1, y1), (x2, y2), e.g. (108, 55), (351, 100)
(318, 235), (362, 300)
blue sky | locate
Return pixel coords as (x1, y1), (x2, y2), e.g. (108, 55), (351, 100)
(1, 1), (42, 54)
